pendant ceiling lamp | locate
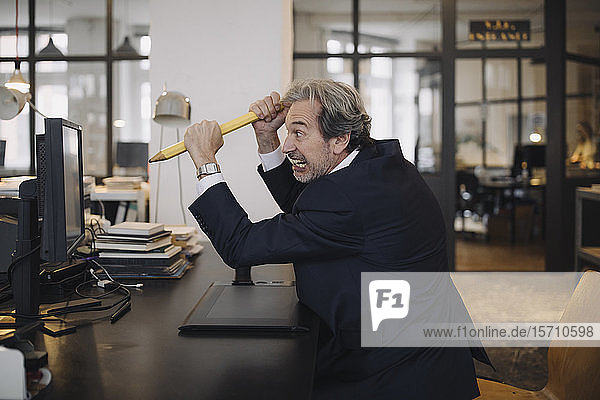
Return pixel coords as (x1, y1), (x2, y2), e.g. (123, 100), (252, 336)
(115, 36), (139, 57)
(5, 61), (30, 93)
(39, 0), (64, 57)
(39, 37), (64, 57)
(5, 0), (30, 93)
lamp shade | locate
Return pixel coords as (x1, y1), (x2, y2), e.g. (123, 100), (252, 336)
(5, 67), (30, 94)
(152, 90), (191, 128)
(115, 36), (139, 57)
(0, 86), (31, 120)
(39, 37), (65, 57)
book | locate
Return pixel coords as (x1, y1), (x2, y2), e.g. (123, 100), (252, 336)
(164, 225), (197, 241)
(102, 259), (185, 275)
(95, 236), (172, 252)
(97, 259), (191, 279)
(95, 230), (171, 242)
(98, 245), (181, 259)
(97, 252), (183, 267)
(107, 222), (164, 236)
(102, 176), (144, 190)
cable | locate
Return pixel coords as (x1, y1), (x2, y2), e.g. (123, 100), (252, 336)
(75, 278), (121, 299)
(27, 101), (47, 118)
(6, 244), (41, 284)
(85, 227), (96, 254)
(90, 218), (106, 234)
(153, 125), (164, 223)
(176, 127), (188, 225)
(15, 0), (18, 62)
(0, 260), (132, 323)
(89, 260), (143, 289)
(98, 200), (106, 219)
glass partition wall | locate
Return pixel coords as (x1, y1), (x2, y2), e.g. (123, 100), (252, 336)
(0, 0), (150, 177)
(293, 0), (600, 271)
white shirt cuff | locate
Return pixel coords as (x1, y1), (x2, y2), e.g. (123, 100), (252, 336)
(258, 146), (286, 172)
(195, 173), (225, 196)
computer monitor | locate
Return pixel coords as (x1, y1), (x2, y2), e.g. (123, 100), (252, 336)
(37, 118), (85, 263)
(116, 142), (148, 168)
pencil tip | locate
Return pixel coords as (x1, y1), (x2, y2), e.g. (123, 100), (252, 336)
(149, 153), (165, 163)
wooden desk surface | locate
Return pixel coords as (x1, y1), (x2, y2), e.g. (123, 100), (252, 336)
(33, 245), (319, 400)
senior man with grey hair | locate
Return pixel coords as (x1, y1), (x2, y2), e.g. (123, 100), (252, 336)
(185, 79), (485, 399)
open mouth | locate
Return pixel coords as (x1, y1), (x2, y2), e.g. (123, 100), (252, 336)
(289, 158), (307, 169)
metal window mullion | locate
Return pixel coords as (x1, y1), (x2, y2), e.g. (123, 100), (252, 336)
(28, 0), (36, 175)
(441, 0), (456, 270)
(481, 56), (487, 167)
(516, 40), (523, 146)
(106, 0), (113, 177)
(353, 0), (359, 89)
(544, 0), (567, 272)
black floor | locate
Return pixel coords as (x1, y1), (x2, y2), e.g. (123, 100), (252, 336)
(475, 347), (548, 391)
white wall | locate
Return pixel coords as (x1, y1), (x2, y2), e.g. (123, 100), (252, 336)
(149, 0), (293, 230)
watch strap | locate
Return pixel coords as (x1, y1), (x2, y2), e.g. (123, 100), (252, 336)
(197, 162), (220, 179)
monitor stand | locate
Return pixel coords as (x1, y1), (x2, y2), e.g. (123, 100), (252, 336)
(12, 180), (41, 325)
(178, 265), (312, 335)
(232, 266), (253, 285)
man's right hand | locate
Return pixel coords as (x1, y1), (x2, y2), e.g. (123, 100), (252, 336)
(249, 91), (288, 154)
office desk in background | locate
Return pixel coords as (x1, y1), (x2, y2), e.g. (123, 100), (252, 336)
(479, 176), (545, 242)
(90, 182), (149, 222)
(32, 245), (319, 400)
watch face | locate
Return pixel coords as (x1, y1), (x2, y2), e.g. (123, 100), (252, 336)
(197, 162), (220, 179)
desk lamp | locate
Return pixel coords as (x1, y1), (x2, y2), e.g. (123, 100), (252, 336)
(151, 86), (191, 224)
(0, 86), (46, 120)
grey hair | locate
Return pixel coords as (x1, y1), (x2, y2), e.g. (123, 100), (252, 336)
(282, 79), (373, 152)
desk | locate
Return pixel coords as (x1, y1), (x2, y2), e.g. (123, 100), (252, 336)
(479, 177), (545, 242)
(32, 245), (319, 399)
(90, 182), (150, 222)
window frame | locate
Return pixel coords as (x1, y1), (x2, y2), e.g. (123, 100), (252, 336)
(0, 0), (149, 177)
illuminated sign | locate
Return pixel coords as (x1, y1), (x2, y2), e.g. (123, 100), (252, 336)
(469, 20), (530, 41)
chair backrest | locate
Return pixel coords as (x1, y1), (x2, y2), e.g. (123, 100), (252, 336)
(543, 270), (600, 400)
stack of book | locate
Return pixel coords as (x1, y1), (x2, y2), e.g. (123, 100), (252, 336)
(164, 225), (204, 258)
(101, 176), (144, 190)
(95, 222), (190, 279)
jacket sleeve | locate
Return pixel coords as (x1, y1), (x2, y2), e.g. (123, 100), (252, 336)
(188, 178), (363, 269)
(257, 158), (306, 213)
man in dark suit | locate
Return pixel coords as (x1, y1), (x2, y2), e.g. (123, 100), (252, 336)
(185, 79), (482, 399)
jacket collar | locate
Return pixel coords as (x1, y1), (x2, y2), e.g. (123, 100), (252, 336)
(352, 139), (403, 165)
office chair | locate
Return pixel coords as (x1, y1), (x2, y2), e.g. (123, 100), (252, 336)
(476, 270), (600, 399)
(456, 170), (483, 235)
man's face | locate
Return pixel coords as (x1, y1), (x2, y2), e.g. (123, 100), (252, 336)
(283, 100), (338, 183)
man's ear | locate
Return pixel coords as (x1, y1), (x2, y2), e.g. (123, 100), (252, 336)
(331, 133), (351, 155)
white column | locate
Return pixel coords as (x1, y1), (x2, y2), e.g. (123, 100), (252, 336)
(149, 0), (293, 229)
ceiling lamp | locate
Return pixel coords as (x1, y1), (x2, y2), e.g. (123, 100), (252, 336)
(5, 61), (30, 94)
(39, 0), (64, 57)
(115, 36), (139, 57)
(39, 37), (64, 57)
(5, 0), (30, 93)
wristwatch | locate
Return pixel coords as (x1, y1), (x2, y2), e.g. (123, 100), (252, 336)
(196, 162), (220, 180)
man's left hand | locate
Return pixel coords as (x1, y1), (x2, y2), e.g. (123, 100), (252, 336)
(184, 120), (224, 168)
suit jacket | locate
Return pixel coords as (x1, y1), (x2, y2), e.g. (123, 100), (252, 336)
(189, 139), (481, 399)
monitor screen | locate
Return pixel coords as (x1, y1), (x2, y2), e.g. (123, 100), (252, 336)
(38, 118), (85, 263)
(116, 142), (148, 168)
(62, 126), (82, 250)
